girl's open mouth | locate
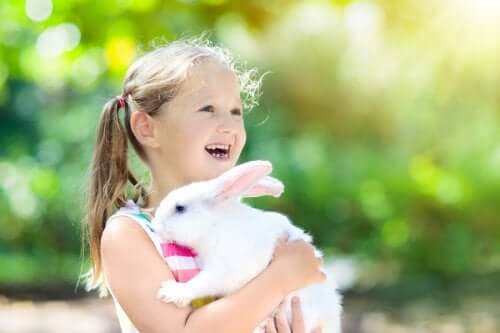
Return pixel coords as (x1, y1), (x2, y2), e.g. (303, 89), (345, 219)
(205, 144), (231, 161)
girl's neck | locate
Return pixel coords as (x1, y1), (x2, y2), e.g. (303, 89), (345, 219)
(138, 188), (166, 218)
(138, 176), (185, 217)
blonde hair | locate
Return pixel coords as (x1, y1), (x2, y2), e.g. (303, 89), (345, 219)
(80, 34), (264, 297)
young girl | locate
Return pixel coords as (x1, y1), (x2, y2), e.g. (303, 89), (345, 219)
(82, 36), (325, 333)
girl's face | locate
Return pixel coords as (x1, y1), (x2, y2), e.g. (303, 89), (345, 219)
(151, 58), (247, 185)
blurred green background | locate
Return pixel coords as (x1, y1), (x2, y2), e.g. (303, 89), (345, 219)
(1, 0), (500, 332)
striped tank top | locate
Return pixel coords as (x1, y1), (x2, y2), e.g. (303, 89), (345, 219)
(104, 199), (216, 333)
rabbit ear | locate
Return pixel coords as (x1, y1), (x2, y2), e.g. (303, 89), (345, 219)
(212, 160), (276, 203)
(240, 176), (284, 198)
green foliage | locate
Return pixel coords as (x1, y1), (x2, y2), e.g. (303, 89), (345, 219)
(1, 0), (500, 288)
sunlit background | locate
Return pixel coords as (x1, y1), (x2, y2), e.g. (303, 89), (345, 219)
(1, 0), (500, 332)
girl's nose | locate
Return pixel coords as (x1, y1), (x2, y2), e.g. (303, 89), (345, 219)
(217, 127), (231, 134)
(216, 126), (238, 138)
(216, 115), (239, 135)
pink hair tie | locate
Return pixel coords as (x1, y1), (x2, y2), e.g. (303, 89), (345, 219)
(116, 95), (126, 109)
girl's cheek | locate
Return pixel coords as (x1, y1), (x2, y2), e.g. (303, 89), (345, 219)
(240, 126), (247, 144)
(186, 117), (210, 133)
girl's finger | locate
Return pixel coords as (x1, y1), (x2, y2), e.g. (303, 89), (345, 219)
(291, 296), (306, 332)
(277, 233), (289, 244)
(274, 301), (291, 333)
(311, 326), (323, 333)
(265, 318), (277, 333)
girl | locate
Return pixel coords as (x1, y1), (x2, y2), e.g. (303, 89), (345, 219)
(82, 35), (325, 333)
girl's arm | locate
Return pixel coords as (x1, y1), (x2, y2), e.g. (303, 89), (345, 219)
(184, 258), (289, 332)
(101, 217), (323, 333)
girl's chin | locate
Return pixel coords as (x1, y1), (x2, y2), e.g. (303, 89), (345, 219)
(204, 154), (235, 174)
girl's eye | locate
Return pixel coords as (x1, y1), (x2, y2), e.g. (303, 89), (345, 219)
(200, 105), (214, 112)
(199, 105), (242, 116)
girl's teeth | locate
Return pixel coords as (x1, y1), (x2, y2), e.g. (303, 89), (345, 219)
(205, 145), (230, 160)
(206, 144), (230, 150)
(207, 150), (229, 160)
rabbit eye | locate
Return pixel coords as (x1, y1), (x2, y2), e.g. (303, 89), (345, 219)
(174, 204), (186, 214)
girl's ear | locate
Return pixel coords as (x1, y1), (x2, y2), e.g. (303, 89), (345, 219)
(212, 160), (279, 203)
(130, 111), (160, 148)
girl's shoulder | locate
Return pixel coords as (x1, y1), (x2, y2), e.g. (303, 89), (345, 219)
(105, 199), (198, 263)
(105, 199), (162, 255)
(107, 199), (155, 232)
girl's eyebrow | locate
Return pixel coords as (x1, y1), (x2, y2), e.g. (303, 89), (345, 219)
(200, 104), (242, 113)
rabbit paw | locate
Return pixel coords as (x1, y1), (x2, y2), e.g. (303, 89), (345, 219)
(157, 280), (194, 307)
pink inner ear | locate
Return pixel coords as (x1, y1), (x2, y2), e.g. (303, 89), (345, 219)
(214, 163), (272, 202)
(243, 185), (270, 197)
(242, 176), (284, 198)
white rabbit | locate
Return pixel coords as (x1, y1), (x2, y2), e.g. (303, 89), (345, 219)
(151, 160), (342, 333)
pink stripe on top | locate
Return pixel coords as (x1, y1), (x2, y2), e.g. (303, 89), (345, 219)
(161, 242), (198, 257)
(161, 242), (201, 282)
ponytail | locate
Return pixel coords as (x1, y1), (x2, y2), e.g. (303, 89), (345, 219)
(81, 95), (148, 296)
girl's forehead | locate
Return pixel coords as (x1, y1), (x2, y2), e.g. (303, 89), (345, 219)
(187, 60), (238, 86)
(176, 63), (241, 102)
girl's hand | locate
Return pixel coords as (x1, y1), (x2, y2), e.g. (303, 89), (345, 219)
(269, 234), (326, 291)
(264, 296), (322, 333)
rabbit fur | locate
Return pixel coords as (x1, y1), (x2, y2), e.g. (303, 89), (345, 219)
(151, 160), (342, 333)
